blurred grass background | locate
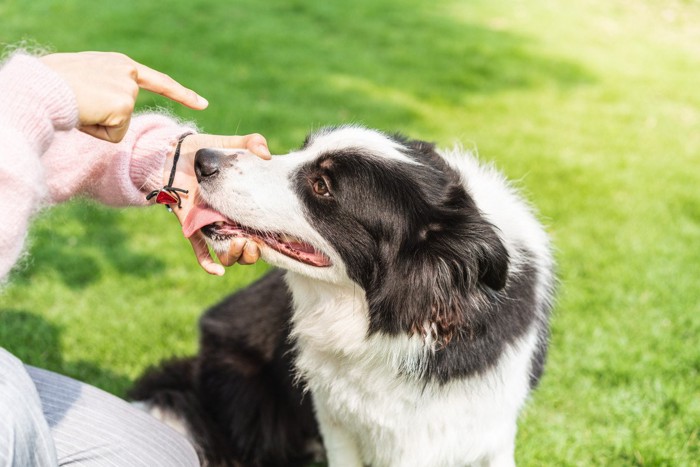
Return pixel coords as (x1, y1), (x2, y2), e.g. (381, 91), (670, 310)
(1, 0), (699, 465)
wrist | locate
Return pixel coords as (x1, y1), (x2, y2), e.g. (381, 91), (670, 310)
(147, 132), (194, 207)
(162, 132), (194, 187)
(127, 114), (196, 197)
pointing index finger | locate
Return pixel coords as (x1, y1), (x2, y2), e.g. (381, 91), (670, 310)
(133, 61), (209, 110)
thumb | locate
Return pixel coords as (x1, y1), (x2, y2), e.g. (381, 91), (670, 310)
(77, 116), (131, 143)
(216, 133), (271, 159)
(188, 233), (225, 276)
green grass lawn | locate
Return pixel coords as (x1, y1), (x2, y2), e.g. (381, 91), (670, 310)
(1, 0), (699, 465)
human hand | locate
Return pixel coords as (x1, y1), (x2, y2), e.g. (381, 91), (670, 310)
(164, 133), (271, 275)
(40, 52), (208, 143)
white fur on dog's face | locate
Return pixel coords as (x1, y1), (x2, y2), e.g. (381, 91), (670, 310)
(196, 126), (416, 283)
(199, 148), (341, 281)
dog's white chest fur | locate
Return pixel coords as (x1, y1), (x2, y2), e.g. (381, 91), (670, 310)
(288, 274), (535, 467)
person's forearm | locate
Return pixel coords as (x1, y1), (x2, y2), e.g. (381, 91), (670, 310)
(42, 114), (196, 207)
(0, 53), (79, 281)
(0, 126), (47, 280)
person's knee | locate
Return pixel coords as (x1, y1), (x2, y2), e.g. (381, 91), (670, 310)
(99, 420), (200, 467)
(24, 363), (198, 467)
(54, 393), (199, 467)
(136, 432), (200, 467)
(126, 412), (200, 467)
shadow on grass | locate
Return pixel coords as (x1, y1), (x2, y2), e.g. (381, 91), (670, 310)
(19, 0), (596, 137)
(12, 201), (165, 289)
(177, 0), (594, 132)
(271, 0), (592, 93)
(0, 309), (132, 396)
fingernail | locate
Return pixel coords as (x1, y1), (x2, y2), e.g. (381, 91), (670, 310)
(245, 241), (258, 256)
(197, 95), (209, 108)
(233, 238), (246, 252)
(205, 263), (225, 276)
(256, 144), (271, 158)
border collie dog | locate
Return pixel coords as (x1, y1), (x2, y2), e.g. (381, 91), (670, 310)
(130, 126), (555, 467)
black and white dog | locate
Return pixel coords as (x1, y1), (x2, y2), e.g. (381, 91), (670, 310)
(130, 126), (555, 467)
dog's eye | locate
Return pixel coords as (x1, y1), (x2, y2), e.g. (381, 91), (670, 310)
(312, 177), (332, 197)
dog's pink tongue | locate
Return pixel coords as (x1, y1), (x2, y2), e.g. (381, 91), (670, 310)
(182, 205), (228, 238)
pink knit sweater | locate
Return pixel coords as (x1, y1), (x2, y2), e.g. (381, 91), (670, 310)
(0, 53), (195, 280)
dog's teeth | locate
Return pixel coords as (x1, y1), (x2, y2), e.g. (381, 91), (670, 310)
(279, 233), (298, 243)
(214, 221), (224, 227)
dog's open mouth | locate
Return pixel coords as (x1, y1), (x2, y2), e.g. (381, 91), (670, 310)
(183, 205), (332, 267)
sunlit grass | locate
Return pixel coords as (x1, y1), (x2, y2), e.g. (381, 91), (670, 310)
(1, 0), (698, 464)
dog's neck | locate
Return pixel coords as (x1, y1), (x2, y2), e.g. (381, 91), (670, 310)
(284, 271), (432, 383)
(285, 272), (370, 354)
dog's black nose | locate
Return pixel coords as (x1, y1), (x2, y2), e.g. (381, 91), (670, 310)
(194, 149), (222, 182)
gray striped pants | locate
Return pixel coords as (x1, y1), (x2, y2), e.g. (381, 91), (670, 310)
(0, 349), (199, 466)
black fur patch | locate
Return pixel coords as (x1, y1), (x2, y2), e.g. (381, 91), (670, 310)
(130, 271), (320, 467)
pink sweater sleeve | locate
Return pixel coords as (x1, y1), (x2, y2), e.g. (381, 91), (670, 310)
(42, 114), (195, 207)
(0, 53), (195, 281)
(0, 54), (78, 280)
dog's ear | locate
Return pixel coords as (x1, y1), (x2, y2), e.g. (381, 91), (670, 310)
(401, 135), (509, 291)
(364, 147), (509, 348)
(367, 215), (509, 349)
(393, 134), (442, 165)
(466, 217), (510, 291)
(366, 213), (509, 348)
